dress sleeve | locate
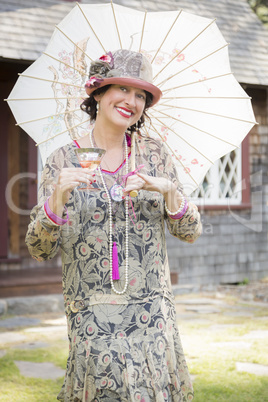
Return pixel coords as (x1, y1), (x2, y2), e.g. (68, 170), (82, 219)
(25, 147), (68, 261)
(160, 142), (202, 244)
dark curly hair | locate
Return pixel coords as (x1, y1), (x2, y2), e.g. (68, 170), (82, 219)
(80, 85), (153, 133)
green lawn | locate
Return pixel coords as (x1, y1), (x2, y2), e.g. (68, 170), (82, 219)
(180, 304), (268, 402)
(0, 339), (67, 402)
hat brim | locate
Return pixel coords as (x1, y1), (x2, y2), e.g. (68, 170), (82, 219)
(85, 77), (162, 107)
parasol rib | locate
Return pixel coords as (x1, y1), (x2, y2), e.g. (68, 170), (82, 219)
(162, 72), (233, 93)
(43, 52), (87, 77)
(155, 105), (257, 125)
(6, 96), (84, 101)
(151, 10), (182, 64)
(142, 120), (151, 137)
(111, 1), (122, 49)
(15, 109), (82, 126)
(148, 113), (215, 163)
(76, 2), (106, 53)
(149, 121), (200, 188)
(55, 25), (93, 62)
(36, 118), (91, 146)
(150, 109), (242, 147)
(143, 125), (150, 137)
(152, 109), (238, 146)
(18, 73), (87, 90)
(139, 11), (147, 53)
(157, 43), (229, 88)
(153, 18), (216, 82)
(161, 96), (252, 100)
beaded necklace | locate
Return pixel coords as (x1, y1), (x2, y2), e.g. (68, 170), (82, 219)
(90, 130), (129, 295)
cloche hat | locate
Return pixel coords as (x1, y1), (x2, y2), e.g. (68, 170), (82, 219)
(85, 49), (162, 107)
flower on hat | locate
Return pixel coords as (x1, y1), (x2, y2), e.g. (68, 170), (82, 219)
(85, 76), (103, 89)
(88, 51), (114, 81)
(99, 51), (114, 68)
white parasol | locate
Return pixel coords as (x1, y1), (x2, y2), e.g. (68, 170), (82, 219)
(6, 2), (257, 195)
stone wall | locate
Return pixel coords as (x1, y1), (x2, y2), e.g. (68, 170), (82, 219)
(166, 86), (268, 285)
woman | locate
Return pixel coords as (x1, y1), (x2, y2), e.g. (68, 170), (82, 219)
(26, 49), (202, 401)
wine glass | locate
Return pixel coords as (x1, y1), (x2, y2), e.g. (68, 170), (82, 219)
(75, 147), (106, 190)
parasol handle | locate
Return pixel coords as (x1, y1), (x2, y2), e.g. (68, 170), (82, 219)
(129, 132), (138, 198)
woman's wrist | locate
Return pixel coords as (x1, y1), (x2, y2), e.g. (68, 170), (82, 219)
(165, 196), (188, 219)
(164, 184), (188, 219)
(48, 190), (66, 217)
(45, 192), (69, 225)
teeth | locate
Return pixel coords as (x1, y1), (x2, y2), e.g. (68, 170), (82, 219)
(117, 107), (132, 116)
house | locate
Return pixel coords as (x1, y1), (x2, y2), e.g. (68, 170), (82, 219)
(0, 0), (267, 297)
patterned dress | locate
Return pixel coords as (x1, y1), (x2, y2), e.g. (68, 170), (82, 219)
(26, 134), (202, 402)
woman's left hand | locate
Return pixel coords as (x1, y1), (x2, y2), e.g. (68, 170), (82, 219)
(123, 173), (176, 197)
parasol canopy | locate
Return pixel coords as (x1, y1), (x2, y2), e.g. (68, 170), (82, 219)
(6, 2), (257, 195)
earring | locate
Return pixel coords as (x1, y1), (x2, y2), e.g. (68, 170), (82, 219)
(96, 102), (99, 116)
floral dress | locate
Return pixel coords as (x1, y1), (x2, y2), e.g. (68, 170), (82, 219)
(26, 134), (202, 402)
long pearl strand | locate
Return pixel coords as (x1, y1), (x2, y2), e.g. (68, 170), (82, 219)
(90, 131), (129, 294)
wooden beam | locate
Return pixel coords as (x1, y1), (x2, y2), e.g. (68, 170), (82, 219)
(0, 82), (9, 258)
(8, 112), (20, 256)
(28, 137), (37, 209)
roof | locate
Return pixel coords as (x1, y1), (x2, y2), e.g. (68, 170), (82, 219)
(0, 0), (268, 86)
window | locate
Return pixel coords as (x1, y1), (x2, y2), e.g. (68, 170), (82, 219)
(190, 146), (244, 206)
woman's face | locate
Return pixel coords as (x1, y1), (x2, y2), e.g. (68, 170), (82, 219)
(95, 85), (146, 130)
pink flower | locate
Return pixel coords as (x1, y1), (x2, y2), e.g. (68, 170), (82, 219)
(99, 54), (111, 62)
(99, 51), (114, 67)
(155, 55), (164, 65)
(177, 53), (185, 62)
(85, 76), (103, 89)
(99, 54), (111, 63)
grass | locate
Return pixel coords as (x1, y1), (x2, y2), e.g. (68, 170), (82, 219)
(189, 349), (268, 402)
(179, 302), (268, 402)
(0, 362), (63, 402)
(0, 339), (67, 402)
(0, 299), (267, 401)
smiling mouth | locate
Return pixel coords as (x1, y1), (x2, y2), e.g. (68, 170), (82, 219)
(116, 107), (134, 118)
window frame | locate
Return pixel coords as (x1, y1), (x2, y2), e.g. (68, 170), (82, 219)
(191, 135), (251, 211)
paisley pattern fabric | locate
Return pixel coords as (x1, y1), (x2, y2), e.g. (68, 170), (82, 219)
(26, 134), (202, 401)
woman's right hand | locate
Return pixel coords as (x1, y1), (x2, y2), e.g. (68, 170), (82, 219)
(48, 168), (95, 217)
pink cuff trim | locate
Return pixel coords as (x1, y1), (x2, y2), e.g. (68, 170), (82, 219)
(44, 198), (69, 226)
(169, 200), (189, 220)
